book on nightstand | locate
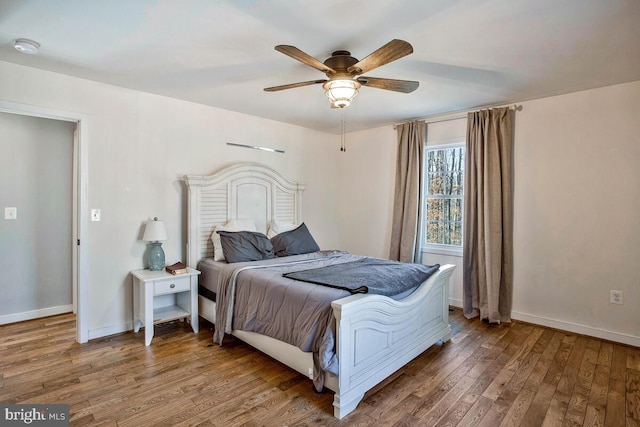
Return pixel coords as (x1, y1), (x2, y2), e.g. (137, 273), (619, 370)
(166, 262), (188, 275)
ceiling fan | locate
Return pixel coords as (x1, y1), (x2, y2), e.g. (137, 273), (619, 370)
(264, 39), (419, 108)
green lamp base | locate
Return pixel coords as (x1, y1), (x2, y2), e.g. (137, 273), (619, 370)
(148, 242), (165, 271)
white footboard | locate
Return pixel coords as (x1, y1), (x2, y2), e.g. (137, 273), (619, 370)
(330, 264), (455, 419)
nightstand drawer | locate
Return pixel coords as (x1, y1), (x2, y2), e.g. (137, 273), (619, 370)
(154, 276), (190, 295)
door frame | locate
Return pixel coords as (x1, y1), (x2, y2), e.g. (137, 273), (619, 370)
(0, 100), (89, 343)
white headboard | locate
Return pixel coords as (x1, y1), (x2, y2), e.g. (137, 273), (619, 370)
(184, 162), (306, 267)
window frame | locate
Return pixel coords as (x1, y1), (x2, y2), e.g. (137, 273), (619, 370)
(421, 142), (465, 257)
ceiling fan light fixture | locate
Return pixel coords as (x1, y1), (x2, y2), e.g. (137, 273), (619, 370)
(14, 38), (40, 54)
(323, 79), (361, 108)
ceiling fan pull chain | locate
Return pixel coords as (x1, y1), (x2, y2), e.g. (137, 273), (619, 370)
(340, 111), (346, 152)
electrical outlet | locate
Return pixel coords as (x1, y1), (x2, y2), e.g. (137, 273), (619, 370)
(610, 290), (623, 305)
(91, 209), (101, 222)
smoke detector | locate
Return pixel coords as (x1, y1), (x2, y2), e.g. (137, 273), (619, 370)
(14, 38), (40, 54)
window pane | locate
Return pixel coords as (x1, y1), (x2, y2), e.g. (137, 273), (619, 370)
(428, 173), (444, 195)
(427, 150), (436, 172)
(426, 199), (443, 221)
(426, 221), (443, 244)
(423, 144), (465, 249)
(443, 171), (463, 196)
(445, 149), (454, 171)
(443, 199), (462, 222)
(446, 147), (464, 172)
(427, 149), (445, 173)
(444, 172), (454, 195)
(453, 198), (463, 221)
(452, 222), (462, 246)
(444, 221), (462, 246)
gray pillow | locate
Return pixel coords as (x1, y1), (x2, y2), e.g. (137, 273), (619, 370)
(217, 230), (275, 263)
(270, 222), (320, 257)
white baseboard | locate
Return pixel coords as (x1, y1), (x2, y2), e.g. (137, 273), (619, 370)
(447, 300), (638, 347)
(88, 321), (134, 341)
(511, 310), (640, 348)
(0, 305), (73, 325)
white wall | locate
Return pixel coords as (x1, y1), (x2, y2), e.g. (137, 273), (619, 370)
(511, 81), (640, 345)
(338, 81), (640, 346)
(0, 113), (75, 319)
(336, 126), (397, 257)
(0, 60), (340, 338)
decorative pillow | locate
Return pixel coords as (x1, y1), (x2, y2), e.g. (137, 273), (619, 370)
(266, 220), (297, 239)
(270, 222), (320, 257)
(217, 230), (275, 263)
(211, 219), (256, 261)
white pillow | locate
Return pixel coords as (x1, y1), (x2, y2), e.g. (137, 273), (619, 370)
(211, 219), (257, 261)
(266, 220), (297, 239)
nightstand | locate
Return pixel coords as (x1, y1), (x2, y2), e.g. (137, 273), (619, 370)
(131, 268), (201, 345)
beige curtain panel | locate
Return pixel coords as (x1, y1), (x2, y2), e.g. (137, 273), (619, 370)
(463, 107), (514, 324)
(389, 120), (425, 263)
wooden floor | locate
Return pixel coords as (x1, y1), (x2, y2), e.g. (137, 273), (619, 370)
(0, 310), (638, 426)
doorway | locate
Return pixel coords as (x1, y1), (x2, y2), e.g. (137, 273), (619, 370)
(0, 100), (88, 343)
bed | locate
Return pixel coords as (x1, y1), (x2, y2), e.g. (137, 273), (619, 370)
(185, 162), (455, 419)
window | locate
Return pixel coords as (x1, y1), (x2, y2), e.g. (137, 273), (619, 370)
(423, 144), (465, 252)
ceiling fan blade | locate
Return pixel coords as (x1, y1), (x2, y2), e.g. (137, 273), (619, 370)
(263, 79), (327, 92)
(348, 39), (414, 75)
(275, 45), (336, 74)
(357, 77), (419, 93)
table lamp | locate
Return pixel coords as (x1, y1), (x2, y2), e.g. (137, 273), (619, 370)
(143, 217), (168, 271)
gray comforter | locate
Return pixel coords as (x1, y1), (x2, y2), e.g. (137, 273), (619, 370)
(213, 250), (426, 391)
(214, 251), (352, 389)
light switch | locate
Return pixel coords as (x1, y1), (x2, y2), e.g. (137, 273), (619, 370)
(4, 207), (17, 220)
(91, 209), (101, 221)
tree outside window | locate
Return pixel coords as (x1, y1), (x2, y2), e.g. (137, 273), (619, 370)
(424, 144), (464, 247)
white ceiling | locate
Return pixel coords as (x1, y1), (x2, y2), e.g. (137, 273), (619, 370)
(1, 0), (639, 134)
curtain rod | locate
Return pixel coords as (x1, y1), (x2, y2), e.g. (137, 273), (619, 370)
(393, 103), (522, 128)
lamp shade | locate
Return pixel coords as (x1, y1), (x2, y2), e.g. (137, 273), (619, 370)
(143, 217), (168, 242)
